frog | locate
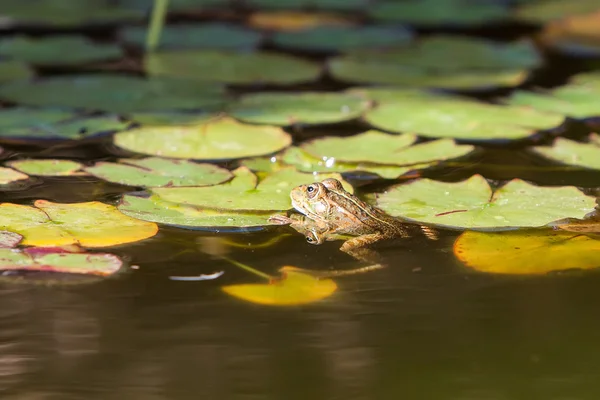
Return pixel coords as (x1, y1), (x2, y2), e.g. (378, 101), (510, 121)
(269, 178), (437, 260)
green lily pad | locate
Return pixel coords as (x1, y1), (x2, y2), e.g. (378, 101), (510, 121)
(0, 200), (158, 247)
(145, 50), (321, 85)
(506, 72), (600, 119)
(369, 0), (509, 26)
(301, 130), (475, 165)
(0, 35), (123, 66)
(113, 117), (291, 160)
(6, 159), (83, 176)
(0, 230), (22, 248)
(530, 136), (600, 170)
(121, 23), (263, 50)
(122, 0), (229, 12)
(0, 167), (28, 185)
(130, 112), (217, 126)
(0, 75), (227, 113)
(228, 92), (370, 125)
(0, 0), (143, 27)
(0, 107), (74, 131)
(328, 36), (539, 89)
(359, 89), (564, 141)
(118, 194), (273, 229)
(0, 247), (123, 277)
(84, 157), (233, 187)
(272, 25), (413, 52)
(515, 0), (600, 23)
(0, 60), (33, 83)
(152, 166), (352, 212)
(244, 0), (367, 11)
(376, 174), (597, 230)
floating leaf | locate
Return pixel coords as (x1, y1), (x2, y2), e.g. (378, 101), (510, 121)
(0, 247), (123, 277)
(145, 50), (321, 85)
(0, 75), (227, 113)
(113, 117), (291, 160)
(360, 89), (563, 141)
(120, 23), (263, 50)
(376, 175), (597, 230)
(272, 25), (413, 52)
(248, 11), (354, 31)
(0, 231), (22, 248)
(530, 136), (600, 170)
(221, 266), (337, 306)
(6, 159), (83, 176)
(515, 0), (600, 23)
(370, 0), (508, 26)
(130, 111), (216, 126)
(118, 194), (272, 229)
(245, 0), (367, 11)
(152, 166), (352, 212)
(454, 230), (600, 274)
(301, 131), (475, 165)
(0, 167), (28, 184)
(84, 157), (232, 187)
(0, 60), (33, 83)
(228, 92), (370, 126)
(0, 201), (158, 247)
(538, 11), (600, 56)
(0, 35), (123, 65)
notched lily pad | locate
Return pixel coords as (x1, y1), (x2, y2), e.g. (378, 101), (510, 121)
(145, 50), (322, 85)
(530, 135), (600, 170)
(228, 92), (370, 126)
(85, 157), (233, 187)
(376, 174), (597, 230)
(454, 230), (600, 274)
(6, 159), (83, 176)
(113, 117), (291, 160)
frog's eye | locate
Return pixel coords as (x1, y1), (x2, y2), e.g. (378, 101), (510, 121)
(306, 236), (314, 243)
(306, 184), (320, 198)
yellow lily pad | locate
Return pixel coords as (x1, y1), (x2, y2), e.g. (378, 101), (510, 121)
(454, 230), (600, 274)
(0, 167), (28, 185)
(221, 266), (337, 306)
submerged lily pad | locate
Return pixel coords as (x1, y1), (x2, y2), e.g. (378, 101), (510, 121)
(329, 36), (539, 89)
(118, 194), (273, 229)
(360, 89), (564, 141)
(530, 136), (600, 170)
(376, 174), (597, 229)
(0, 35), (123, 65)
(113, 117), (291, 160)
(228, 92), (370, 125)
(152, 166), (352, 212)
(272, 25), (413, 52)
(121, 23), (263, 50)
(221, 266), (337, 306)
(0, 60), (33, 83)
(454, 230), (600, 274)
(0, 167), (28, 185)
(0, 75), (227, 113)
(85, 157), (233, 187)
(145, 50), (321, 85)
(301, 130), (475, 165)
(6, 159), (83, 176)
(0, 201), (158, 247)
(370, 0), (508, 26)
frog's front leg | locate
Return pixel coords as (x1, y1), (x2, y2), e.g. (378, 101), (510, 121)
(339, 233), (388, 263)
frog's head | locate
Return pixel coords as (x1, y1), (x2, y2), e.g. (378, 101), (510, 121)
(290, 181), (331, 222)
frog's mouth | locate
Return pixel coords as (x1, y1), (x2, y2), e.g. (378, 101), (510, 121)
(290, 188), (319, 220)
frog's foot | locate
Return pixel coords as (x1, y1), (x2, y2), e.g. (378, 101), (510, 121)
(268, 214), (294, 225)
(420, 225), (439, 240)
(340, 233), (386, 263)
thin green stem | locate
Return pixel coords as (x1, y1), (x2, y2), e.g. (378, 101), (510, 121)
(221, 256), (273, 281)
(146, 0), (169, 53)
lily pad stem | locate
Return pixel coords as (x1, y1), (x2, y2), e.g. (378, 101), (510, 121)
(146, 0), (169, 52)
(221, 256), (273, 281)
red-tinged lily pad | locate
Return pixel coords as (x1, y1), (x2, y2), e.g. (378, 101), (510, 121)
(221, 266), (337, 306)
(454, 230), (600, 274)
(0, 231), (22, 248)
(0, 201), (158, 247)
(6, 159), (84, 176)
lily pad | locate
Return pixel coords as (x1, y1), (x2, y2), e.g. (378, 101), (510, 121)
(328, 36), (539, 89)
(454, 230), (600, 274)
(530, 136), (600, 170)
(0, 200), (158, 247)
(0, 231), (22, 248)
(507, 72), (600, 119)
(272, 25), (413, 52)
(221, 266), (337, 306)
(0, 60), (33, 83)
(538, 11), (600, 56)
(118, 194), (273, 229)
(152, 166), (352, 212)
(113, 117), (291, 160)
(301, 130), (475, 165)
(120, 23), (263, 50)
(376, 174), (597, 230)
(244, 0), (367, 11)
(0, 35), (123, 66)
(369, 0), (509, 26)
(0, 247), (123, 277)
(145, 50), (322, 85)
(0, 75), (227, 113)
(228, 92), (370, 125)
(0, 167), (28, 185)
(360, 89), (564, 141)
(130, 111), (217, 126)
(248, 11), (354, 31)
(6, 159), (83, 176)
(84, 157), (233, 187)
(515, 0), (600, 23)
